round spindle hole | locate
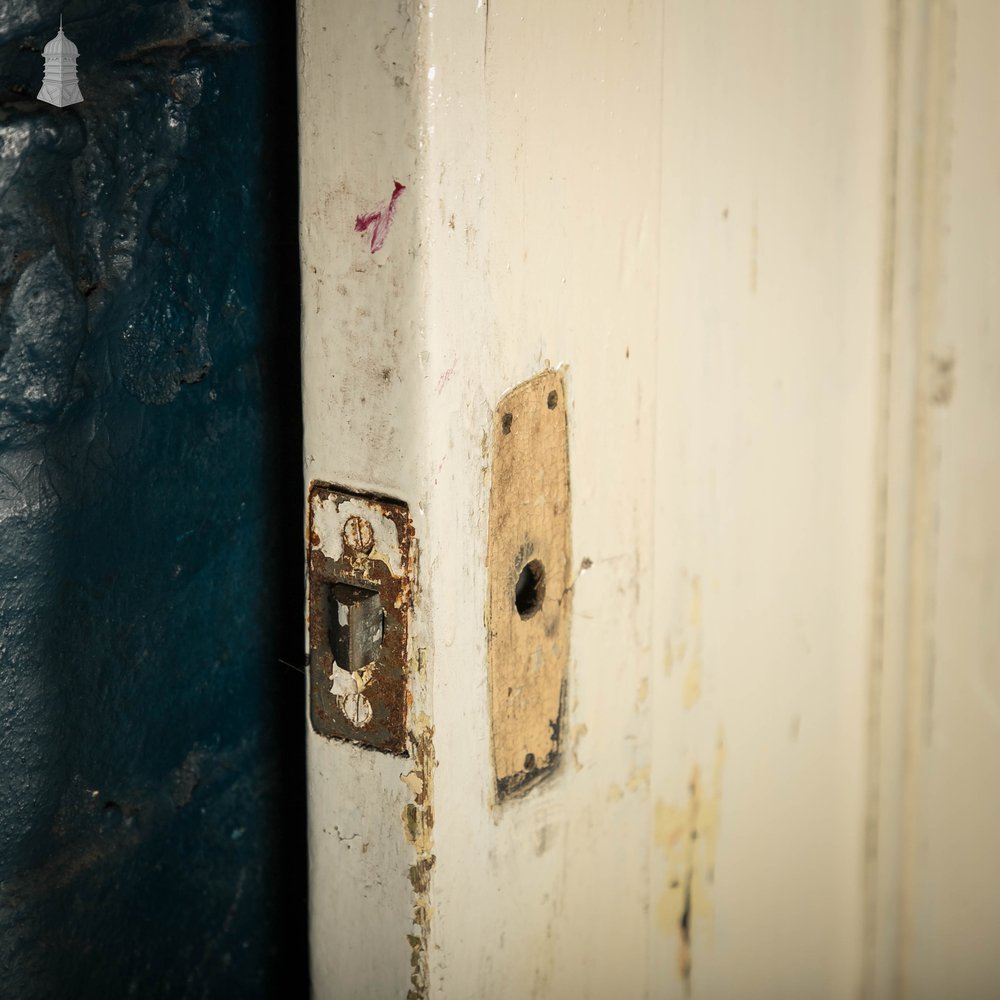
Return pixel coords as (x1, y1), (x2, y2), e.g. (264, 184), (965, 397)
(514, 559), (545, 620)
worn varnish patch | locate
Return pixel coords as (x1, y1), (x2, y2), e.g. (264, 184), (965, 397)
(487, 369), (571, 800)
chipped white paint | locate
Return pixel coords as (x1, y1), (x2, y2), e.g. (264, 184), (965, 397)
(340, 690), (373, 728)
(311, 495), (406, 578)
(326, 662), (355, 700)
(301, 1), (1000, 997)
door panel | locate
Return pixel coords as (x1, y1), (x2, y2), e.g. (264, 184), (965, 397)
(300, 2), (1000, 997)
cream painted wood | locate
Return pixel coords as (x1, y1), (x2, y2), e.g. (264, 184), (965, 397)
(299, 2), (1000, 997)
(298, 3), (426, 996)
(870, 4), (1000, 998)
(653, 5), (887, 997)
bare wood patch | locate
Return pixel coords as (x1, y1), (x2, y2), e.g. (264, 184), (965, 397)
(487, 369), (571, 800)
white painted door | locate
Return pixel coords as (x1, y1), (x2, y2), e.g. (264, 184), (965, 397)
(298, 2), (1000, 997)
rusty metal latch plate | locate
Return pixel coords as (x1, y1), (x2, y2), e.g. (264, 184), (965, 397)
(487, 369), (572, 799)
(308, 484), (413, 754)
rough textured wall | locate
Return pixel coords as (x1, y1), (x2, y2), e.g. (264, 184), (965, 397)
(0, 1), (305, 994)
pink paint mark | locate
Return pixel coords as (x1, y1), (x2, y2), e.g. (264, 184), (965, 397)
(355, 180), (406, 253)
(436, 365), (456, 395)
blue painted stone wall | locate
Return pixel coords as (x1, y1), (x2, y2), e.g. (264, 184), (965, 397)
(0, 1), (306, 994)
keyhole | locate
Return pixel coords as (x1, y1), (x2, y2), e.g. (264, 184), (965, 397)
(514, 560), (545, 620)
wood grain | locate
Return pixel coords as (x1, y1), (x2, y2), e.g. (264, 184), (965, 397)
(487, 369), (571, 799)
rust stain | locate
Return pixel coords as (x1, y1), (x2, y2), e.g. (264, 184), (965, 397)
(655, 732), (726, 987)
(307, 483), (415, 754)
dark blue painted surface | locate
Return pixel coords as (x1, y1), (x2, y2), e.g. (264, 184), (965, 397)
(0, 1), (306, 995)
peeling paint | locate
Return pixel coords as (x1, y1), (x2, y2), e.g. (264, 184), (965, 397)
(655, 732), (726, 987)
(312, 493), (407, 576)
(403, 706), (435, 1000)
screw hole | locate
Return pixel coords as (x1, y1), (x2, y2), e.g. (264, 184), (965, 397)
(547, 390), (558, 409)
(514, 559), (545, 619)
(524, 752), (537, 771)
(501, 412), (513, 434)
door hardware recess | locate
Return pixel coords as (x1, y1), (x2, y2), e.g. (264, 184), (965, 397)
(308, 484), (413, 754)
(487, 369), (572, 799)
